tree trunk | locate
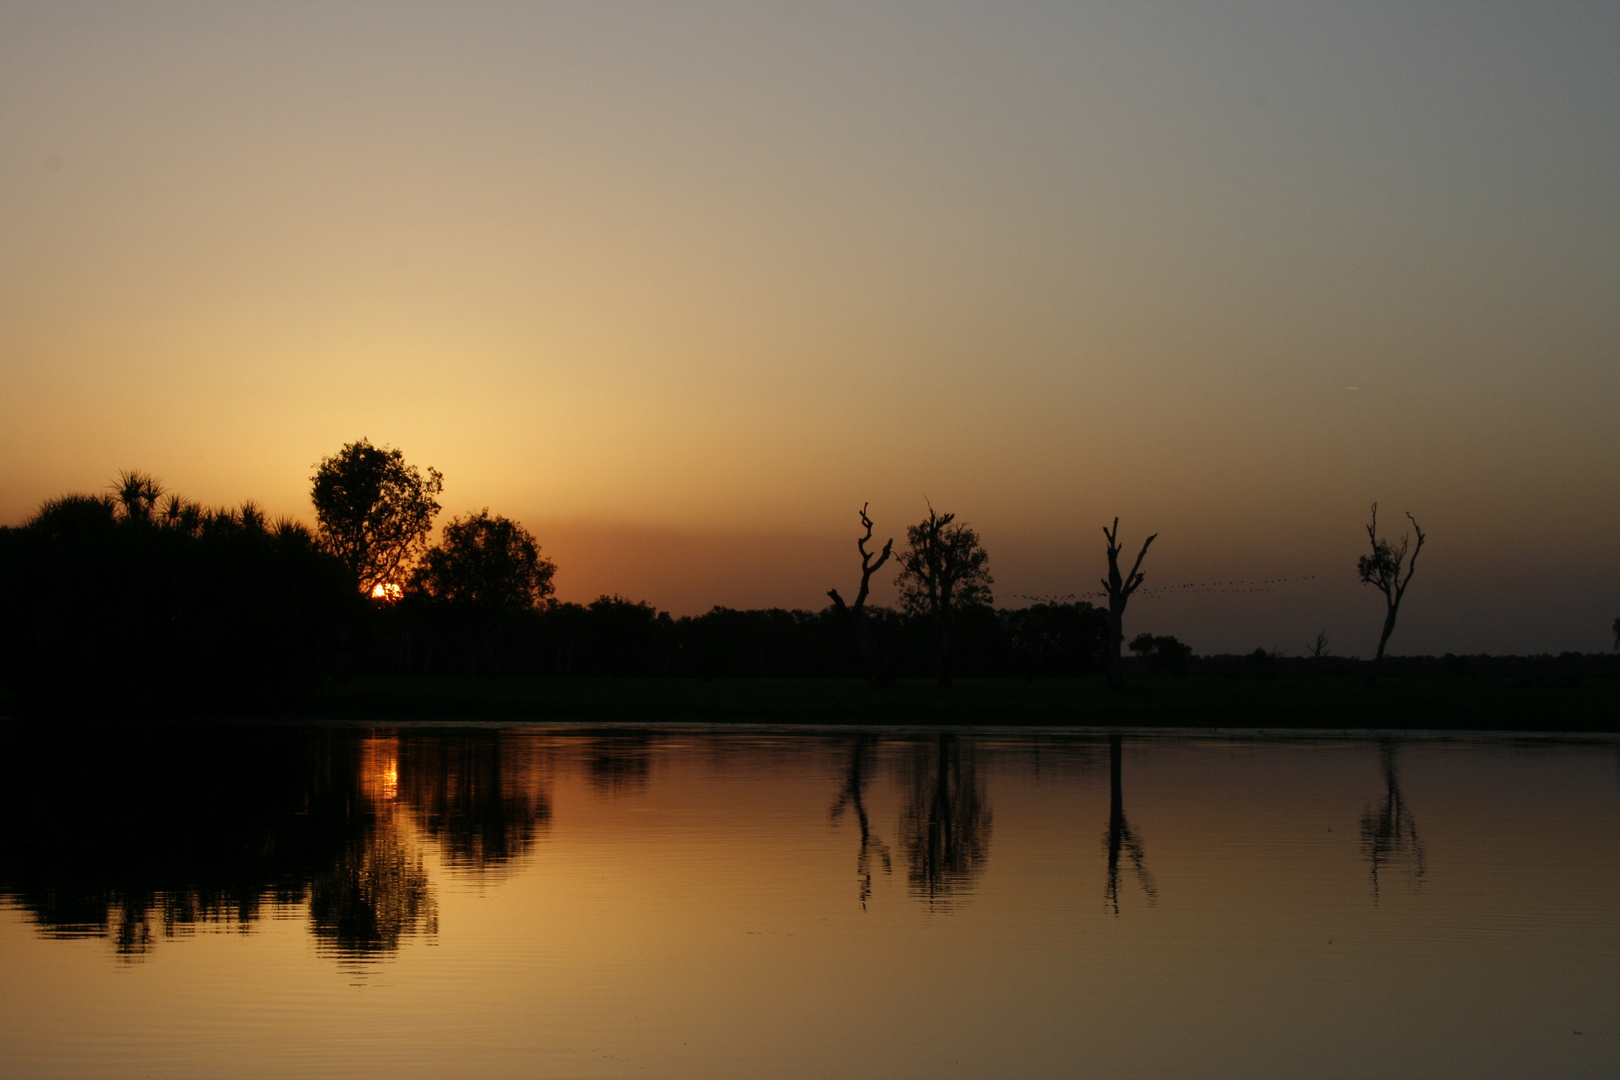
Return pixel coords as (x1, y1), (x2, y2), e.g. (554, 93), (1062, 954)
(1370, 604), (1399, 685)
(1106, 600), (1126, 688)
(828, 589), (892, 685)
(935, 616), (954, 688)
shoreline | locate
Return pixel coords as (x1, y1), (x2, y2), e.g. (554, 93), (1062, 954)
(5, 674), (1618, 733)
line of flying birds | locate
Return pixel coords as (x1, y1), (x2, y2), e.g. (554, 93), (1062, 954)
(1013, 575), (1320, 604)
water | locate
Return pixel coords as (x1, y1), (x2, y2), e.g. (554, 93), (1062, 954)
(2, 724), (1617, 1079)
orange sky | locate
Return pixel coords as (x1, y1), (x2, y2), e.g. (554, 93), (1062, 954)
(2, 4), (1616, 652)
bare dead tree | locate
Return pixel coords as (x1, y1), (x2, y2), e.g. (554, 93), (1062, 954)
(1357, 503), (1427, 684)
(1102, 518), (1156, 688)
(827, 503), (895, 684)
(1308, 631), (1330, 659)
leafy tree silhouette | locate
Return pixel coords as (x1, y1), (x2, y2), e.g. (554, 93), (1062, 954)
(1101, 519), (1156, 688)
(311, 439), (443, 595)
(895, 503), (992, 688)
(826, 503), (894, 684)
(1357, 503), (1427, 684)
(410, 509), (555, 610)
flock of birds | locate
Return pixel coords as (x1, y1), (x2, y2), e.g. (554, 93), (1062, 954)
(1013, 576), (1320, 604)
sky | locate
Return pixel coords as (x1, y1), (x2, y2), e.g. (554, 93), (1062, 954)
(2, 1), (1616, 654)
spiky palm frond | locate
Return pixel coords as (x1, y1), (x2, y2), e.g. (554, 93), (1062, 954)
(110, 470), (164, 523)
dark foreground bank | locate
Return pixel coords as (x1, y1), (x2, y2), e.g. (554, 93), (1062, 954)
(226, 675), (1620, 730)
(4, 663), (1617, 732)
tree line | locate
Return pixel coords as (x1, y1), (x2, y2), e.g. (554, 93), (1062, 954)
(2, 437), (1611, 714)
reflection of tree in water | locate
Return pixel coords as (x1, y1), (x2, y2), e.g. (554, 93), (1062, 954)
(305, 733), (438, 962)
(829, 734), (891, 908)
(898, 733), (991, 909)
(0, 727), (349, 962)
(1103, 732), (1156, 915)
(308, 818), (437, 961)
(586, 733), (652, 795)
(0, 727), (552, 965)
(1360, 739), (1425, 899)
(398, 731), (551, 874)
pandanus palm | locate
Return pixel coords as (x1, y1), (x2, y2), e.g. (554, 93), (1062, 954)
(110, 470), (164, 524)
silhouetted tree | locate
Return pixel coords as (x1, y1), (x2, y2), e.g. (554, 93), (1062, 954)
(110, 469), (164, 524)
(827, 503), (894, 684)
(1308, 631), (1331, 659)
(1101, 519), (1156, 688)
(410, 509), (555, 610)
(895, 504), (993, 687)
(311, 439), (443, 595)
(0, 478), (356, 713)
(1103, 732), (1156, 914)
(1357, 503), (1426, 684)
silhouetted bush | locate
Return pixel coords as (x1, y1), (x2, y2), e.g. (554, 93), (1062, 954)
(0, 485), (360, 714)
(1128, 632), (1193, 676)
(349, 593), (1112, 681)
(1006, 603), (1112, 678)
(674, 607), (841, 678)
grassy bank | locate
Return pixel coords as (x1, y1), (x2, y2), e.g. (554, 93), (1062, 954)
(293, 675), (1620, 731)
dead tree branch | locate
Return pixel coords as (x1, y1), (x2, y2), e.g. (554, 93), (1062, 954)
(1102, 518), (1157, 688)
(828, 503), (895, 684)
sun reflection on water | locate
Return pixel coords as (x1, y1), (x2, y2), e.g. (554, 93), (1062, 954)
(361, 735), (400, 803)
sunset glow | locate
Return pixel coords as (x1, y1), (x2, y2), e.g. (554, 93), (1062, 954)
(1, 3), (1616, 653)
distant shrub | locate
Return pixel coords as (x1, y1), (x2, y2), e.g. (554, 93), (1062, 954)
(0, 482), (360, 715)
(1129, 633), (1194, 676)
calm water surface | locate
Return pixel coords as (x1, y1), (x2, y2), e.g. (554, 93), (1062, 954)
(1, 724), (1617, 1079)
